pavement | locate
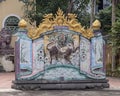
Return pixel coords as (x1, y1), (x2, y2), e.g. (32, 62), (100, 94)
(0, 72), (120, 96)
(1, 90), (120, 96)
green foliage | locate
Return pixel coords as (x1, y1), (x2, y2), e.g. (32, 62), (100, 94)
(77, 11), (90, 27)
(97, 6), (112, 35)
(110, 4), (120, 51)
(97, 4), (120, 51)
(116, 3), (120, 20)
(111, 20), (120, 50)
(72, 0), (90, 27)
(22, 0), (90, 27)
(35, 0), (69, 25)
(22, 0), (36, 25)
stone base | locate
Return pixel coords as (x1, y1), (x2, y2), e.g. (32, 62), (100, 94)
(12, 79), (109, 90)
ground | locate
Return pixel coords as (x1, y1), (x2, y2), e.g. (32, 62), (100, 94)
(0, 90), (120, 96)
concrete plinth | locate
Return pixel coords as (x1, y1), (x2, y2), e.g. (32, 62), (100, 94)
(12, 79), (109, 90)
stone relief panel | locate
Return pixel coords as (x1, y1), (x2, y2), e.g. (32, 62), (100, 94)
(91, 32), (105, 78)
(80, 36), (90, 74)
(16, 29), (105, 80)
(32, 38), (45, 72)
(19, 38), (32, 77)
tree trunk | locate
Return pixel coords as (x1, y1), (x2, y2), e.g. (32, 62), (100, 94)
(111, 49), (116, 71)
(90, 0), (96, 26)
(112, 0), (116, 26)
(111, 0), (116, 71)
(66, 0), (74, 14)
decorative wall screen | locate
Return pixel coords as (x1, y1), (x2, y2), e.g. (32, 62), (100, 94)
(12, 9), (109, 90)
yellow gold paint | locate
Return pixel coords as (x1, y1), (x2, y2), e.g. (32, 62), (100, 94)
(44, 35), (50, 54)
(18, 19), (27, 28)
(72, 35), (80, 49)
(92, 19), (101, 30)
(28, 8), (94, 39)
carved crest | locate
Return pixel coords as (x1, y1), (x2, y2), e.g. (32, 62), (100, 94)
(28, 8), (94, 39)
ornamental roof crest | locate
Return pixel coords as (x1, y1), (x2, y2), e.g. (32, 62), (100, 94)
(27, 8), (94, 39)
